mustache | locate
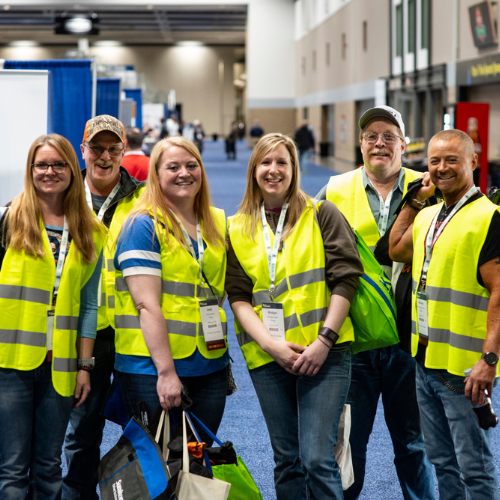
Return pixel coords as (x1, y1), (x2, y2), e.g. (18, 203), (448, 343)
(94, 160), (115, 168)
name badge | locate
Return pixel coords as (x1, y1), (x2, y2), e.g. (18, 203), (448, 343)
(199, 299), (225, 350)
(47, 309), (55, 351)
(262, 302), (286, 341)
(416, 292), (429, 338)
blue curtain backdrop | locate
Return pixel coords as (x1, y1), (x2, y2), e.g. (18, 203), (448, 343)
(97, 78), (121, 119)
(4, 59), (92, 168)
(123, 88), (142, 130)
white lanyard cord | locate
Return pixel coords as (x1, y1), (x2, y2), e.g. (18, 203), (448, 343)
(261, 200), (289, 297)
(85, 179), (121, 222)
(45, 215), (70, 300)
(420, 185), (477, 284)
(172, 214), (205, 287)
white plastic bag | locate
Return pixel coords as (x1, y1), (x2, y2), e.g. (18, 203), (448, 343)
(334, 404), (355, 490)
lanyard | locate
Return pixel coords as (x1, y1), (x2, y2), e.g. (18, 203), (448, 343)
(45, 216), (70, 300)
(85, 179), (121, 222)
(173, 214), (205, 287)
(420, 185), (477, 285)
(261, 200), (289, 298)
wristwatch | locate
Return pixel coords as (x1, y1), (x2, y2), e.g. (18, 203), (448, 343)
(77, 357), (95, 371)
(481, 352), (499, 366)
(319, 327), (339, 345)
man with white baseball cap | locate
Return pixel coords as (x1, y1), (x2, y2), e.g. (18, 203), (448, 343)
(316, 105), (435, 499)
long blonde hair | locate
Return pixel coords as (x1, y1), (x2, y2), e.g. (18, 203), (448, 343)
(127, 137), (224, 248)
(237, 133), (308, 240)
(5, 134), (103, 264)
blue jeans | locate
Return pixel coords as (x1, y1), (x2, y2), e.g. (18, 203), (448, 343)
(0, 364), (74, 500)
(117, 366), (228, 446)
(344, 345), (435, 500)
(298, 150), (309, 173)
(416, 364), (500, 500)
(62, 330), (115, 500)
(249, 350), (351, 500)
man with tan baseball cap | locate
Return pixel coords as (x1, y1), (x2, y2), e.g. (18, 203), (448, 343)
(63, 115), (144, 500)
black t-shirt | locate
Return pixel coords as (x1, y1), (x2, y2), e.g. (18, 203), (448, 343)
(434, 192), (500, 286)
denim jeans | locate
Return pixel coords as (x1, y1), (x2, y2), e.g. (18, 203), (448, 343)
(298, 150), (309, 173)
(344, 345), (435, 500)
(249, 350), (351, 500)
(0, 363), (74, 500)
(117, 366), (228, 446)
(62, 330), (115, 500)
(416, 364), (500, 500)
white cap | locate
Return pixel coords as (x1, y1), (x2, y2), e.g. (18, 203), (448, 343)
(359, 105), (405, 137)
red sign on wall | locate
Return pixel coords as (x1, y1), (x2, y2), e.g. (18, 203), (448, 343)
(455, 102), (489, 193)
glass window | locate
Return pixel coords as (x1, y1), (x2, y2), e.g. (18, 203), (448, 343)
(408, 0), (416, 53)
(396, 4), (403, 57)
(421, 0), (430, 49)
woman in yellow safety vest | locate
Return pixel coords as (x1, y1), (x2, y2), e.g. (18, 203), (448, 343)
(113, 136), (228, 443)
(227, 133), (363, 499)
(0, 134), (105, 499)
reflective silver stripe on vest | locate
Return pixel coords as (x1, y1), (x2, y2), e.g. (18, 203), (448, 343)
(53, 357), (77, 372)
(252, 268), (325, 306)
(56, 316), (79, 330)
(427, 286), (489, 312)
(411, 320), (417, 335)
(0, 329), (46, 347)
(300, 307), (327, 327)
(107, 259), (115, 272)
(115, 278), (128, 292)
(108, 295), (115, 308)
(198, 321), (227, 338)
(100, 292), (106, 305)
(162, 280), (195, 297)
(0, 284), (51, 305)
(115, 314), (220, 338)
(284, 313), (300, 331)
(412, 279), (417, 293)
(427, 327), (485, 353)
(236, 330), (254, 348)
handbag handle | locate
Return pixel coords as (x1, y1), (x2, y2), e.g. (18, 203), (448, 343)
(182, 411), (214, 473)
(187, 411), (223, 447)
(155, 410), (171, 462)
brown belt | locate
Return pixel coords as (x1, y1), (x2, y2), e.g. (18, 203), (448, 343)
(418, 335), (429, 346)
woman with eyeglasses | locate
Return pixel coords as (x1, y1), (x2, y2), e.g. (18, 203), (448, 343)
(226, 133), (363, 499)
(0, 134), (105, 500)
(113, 136), (229, 443)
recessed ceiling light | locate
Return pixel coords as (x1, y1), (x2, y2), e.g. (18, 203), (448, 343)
(147, 4), (154, 9)
(65, 17), (93, 33)
(9, 41), (39, 47)
(93, 40), (122, 47)
(3, 5), (11, 10)
(177, 41), (203, 47)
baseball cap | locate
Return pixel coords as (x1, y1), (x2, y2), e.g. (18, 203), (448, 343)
(82, 114), (125, 143)
(359, 105), (405, 137)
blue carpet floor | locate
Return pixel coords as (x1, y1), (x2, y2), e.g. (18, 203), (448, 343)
(89, 139), (500, 499)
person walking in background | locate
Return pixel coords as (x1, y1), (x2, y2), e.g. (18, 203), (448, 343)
(390, 129), (500, 500)
(113, 136), (229, 444)
(249, 120), (264, 148)
(63, 115), (144, 500)
(294, 121), (315, 174)
(317, 105), (435, 500)
(122, 126), (150, 181)
(227, 133), (363, 499)
(226, 122), (239, 160)
(193, 119), (205, 154)
(0, 134), (104, 500)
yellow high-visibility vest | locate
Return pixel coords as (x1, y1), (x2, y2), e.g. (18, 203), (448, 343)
(0, 219), (104, 396)
(228, 199), (354, 370)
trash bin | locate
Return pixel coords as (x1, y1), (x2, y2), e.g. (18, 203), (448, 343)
(319, 142), (332, 157)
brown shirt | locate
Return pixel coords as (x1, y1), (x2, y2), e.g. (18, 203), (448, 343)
(226, 200), (364, 305)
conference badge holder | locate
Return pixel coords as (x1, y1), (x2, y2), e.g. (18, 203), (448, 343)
(200, 298), (225, 351)
(262, 302), (286, 341)
(416, 292), (428, 338)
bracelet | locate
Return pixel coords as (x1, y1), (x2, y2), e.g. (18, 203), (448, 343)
(78, 365), (93, 372)
(412, 198), (426, 207)
(317, 336), (332, 348)
(408, 202), (423, 211)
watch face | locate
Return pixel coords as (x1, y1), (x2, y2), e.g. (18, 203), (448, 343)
(483, 352), (499, 365)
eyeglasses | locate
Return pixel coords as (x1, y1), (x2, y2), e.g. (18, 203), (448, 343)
(31, 162), (69, 173)
(362, 132), (402, 144)
(84, 144), (124, 157)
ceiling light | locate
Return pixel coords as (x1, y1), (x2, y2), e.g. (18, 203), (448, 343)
(177, 41), (204, 47)
(93, 40), (122, 47)
(55, 16), (99, 35)
(9, 41), (38, 47)
(147, 4), (154, 9)
(3, 5), (11, 10)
